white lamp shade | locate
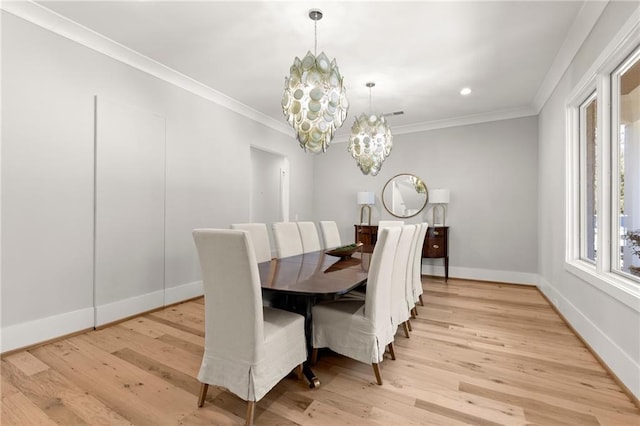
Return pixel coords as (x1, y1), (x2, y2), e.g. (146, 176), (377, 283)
(357, 191), (375, 205)
(429, 189), (450, 204)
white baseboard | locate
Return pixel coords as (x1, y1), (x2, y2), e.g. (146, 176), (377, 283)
(538, 276), (640, 400)
(1, 281), (205, 353)
(1, 307), (94, 353)
(164, 280), (203, 306)
(94, 290), (164, 327)
(421, 262), (537, 286)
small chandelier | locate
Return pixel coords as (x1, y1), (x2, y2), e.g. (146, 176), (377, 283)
(348, 82), (393, 176)
(281, 9), (349, 153)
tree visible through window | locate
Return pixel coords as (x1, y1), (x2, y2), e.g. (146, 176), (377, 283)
(581, 94), (597, 263)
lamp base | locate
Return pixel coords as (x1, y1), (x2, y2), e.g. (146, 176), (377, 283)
(360, 205), (372, 226)
(432, 204), (446, 226)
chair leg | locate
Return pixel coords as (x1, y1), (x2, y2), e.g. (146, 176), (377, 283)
(311, 348), (319, 365)
(372, 363), (383, 385)
(296, 363), (303, 380)
(402, 321), (411, 337)
(419, 294), (424, 306)
(413, 305), (419, 316)
(197, 383), (208, 407)
(245, 401), (256, 426)
(407, 319), (413, 332)
(387, 342), (396, 361)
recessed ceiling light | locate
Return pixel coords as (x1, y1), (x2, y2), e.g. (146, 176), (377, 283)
(460, 87), (472, 96)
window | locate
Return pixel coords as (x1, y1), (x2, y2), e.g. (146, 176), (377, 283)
(613, 50), (640, 278)
(567, 27), (640, 295)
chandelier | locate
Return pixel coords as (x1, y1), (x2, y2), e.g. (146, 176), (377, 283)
(281, 9), (349, 153)
(348, 82), (393, 176)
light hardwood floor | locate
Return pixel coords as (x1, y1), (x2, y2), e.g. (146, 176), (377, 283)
(2, 278), (639, 425)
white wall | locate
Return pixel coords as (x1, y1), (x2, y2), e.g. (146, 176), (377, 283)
(313, 116), (539, 285)
(1, 12), (314, 351)
(537, 1), (640, 398)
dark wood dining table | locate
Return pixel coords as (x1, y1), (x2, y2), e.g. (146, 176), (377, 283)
(258, 249), (371, 388)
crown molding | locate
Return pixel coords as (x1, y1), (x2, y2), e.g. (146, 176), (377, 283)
(532, 0), (608, 112)
(332, 105), (538, 143)
(1, 0), (294, 137)
(392, 106), (538, 135)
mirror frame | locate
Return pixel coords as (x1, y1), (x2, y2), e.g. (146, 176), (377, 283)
(381, 173), (429, 218)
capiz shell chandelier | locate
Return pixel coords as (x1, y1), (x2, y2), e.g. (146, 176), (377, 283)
(348, 82), (393, 176)
(282, 9), (349, 153)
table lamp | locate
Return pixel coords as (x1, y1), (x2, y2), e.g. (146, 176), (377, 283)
(357, 191), (375, 225)
(429, 189), (449, 226)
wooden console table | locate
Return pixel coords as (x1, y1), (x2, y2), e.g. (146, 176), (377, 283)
(355, 224), (449, 281)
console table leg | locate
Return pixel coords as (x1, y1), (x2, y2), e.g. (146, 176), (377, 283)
(445, 256), (449, 283)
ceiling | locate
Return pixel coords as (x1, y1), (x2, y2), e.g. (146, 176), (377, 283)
(21, 1), (600, 141)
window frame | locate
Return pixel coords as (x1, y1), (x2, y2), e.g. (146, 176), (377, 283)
(611, 47), (640, 279)
(565, 14), (640, 311)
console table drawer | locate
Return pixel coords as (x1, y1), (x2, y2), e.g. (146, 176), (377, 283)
(422, 226), (449, 259)
(424, 239), (445, 257)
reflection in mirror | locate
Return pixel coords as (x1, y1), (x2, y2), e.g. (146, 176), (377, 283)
(382, 174), (428, 218)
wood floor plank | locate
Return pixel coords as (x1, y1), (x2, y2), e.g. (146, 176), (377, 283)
(2, 359), (132, 426)
(0, 379), (59, 426)
(83, 325), (202, 377)
(4, 351), (50, 377)
(3, 277), (638, 425)
(459, 381), (602, 425)
(121, 316), (204, 347)
(29, 339), (203, 425)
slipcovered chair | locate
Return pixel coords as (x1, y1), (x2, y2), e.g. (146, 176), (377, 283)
(412, 223), (429, 307)
(230, 223), (272, 263)
(296, 221), (322, 253)
(405, 223), (421, 319)
(311, 227), (401, 385)
(192, 229), (306, 426)
(272, 222), (303, 258)
(377, 220), (404, 236)
(390, 225), (417, 338)
(319, 220), (342, 249)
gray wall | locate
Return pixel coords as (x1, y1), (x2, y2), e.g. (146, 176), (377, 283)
(1, 12), (314, 350)
(537, 1), (640, 398)
(313, 116), (539, 285)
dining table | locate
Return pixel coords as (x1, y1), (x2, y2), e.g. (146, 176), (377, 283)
(258, 249), (371, 388)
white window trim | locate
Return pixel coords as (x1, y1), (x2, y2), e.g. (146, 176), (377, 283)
(565, 11), (640, 312)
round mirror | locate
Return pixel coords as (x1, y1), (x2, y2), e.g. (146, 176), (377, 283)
(382, 173), (428, 218)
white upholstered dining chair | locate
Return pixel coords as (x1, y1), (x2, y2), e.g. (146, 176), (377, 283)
(311, 227), (401, 385)
(405, 223), (421, 319)
(296, 221), (322, 253)
(272, 222), (303, 258)
(390, 225), (417, 338)
(377, 220), (404, 236)
(230, 223), (272, 263)
(192, 229), (306, 426)
(319, 220), (342, 249)
(412, 223), (429, 307)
